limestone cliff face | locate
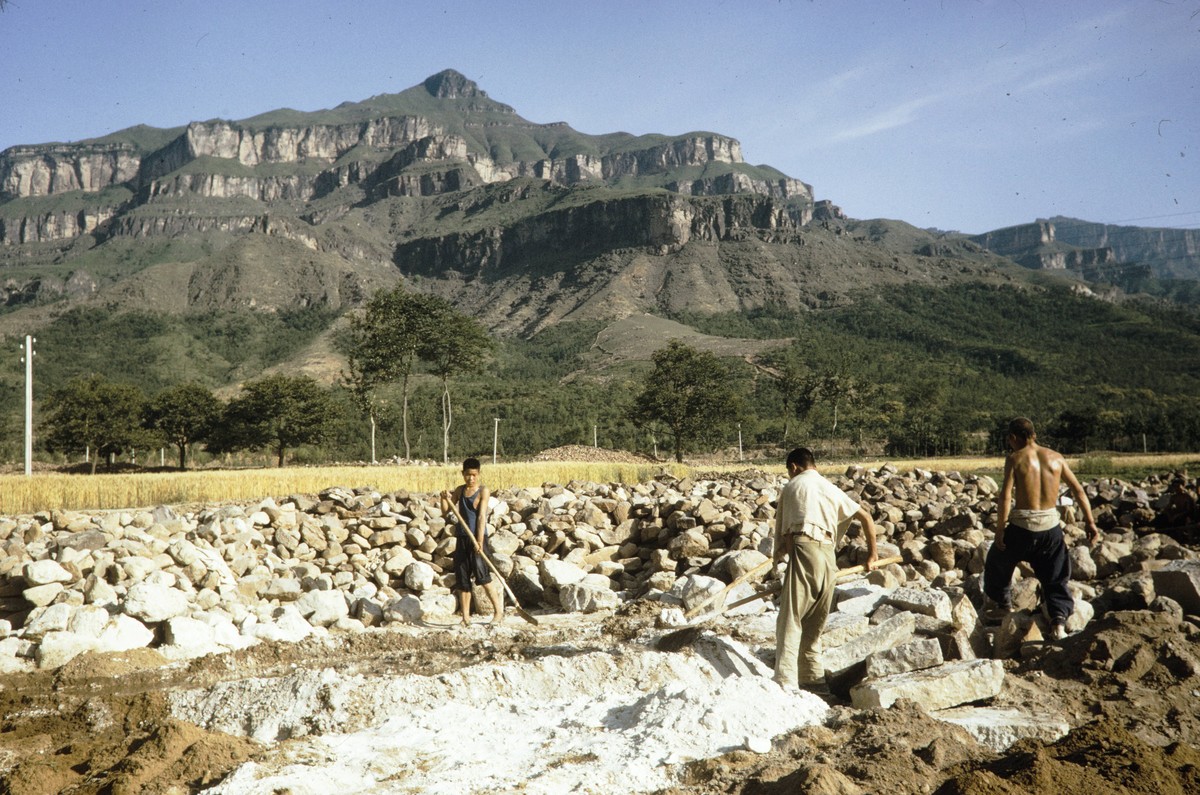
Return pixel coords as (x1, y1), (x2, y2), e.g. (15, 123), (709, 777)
(971, 217), (1199, 279)
(1047, 216), (1200, 279)
(0, 207), (118, 244)
(971, 221), (1056, 252)
(395, 193), (807, 279)
(0, 144), (141, 199)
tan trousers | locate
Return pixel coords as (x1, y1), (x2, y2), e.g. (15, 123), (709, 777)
(774, 539), (837, 687)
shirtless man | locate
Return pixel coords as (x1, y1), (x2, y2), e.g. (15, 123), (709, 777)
(984, 417), (1100, 640)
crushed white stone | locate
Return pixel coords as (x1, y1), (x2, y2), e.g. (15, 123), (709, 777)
(186, 637), (827, 794)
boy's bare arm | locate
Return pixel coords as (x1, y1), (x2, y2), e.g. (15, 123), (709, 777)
(477, 486), (491, 546)
(995, 455), (1015, 550)
(1060, 461), (1099, 544)
(855, 506), (878, 570)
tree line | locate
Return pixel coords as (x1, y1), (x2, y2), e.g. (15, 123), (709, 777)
(13, 282), (1200, 470)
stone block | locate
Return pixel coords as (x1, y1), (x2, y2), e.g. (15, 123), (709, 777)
(886, 586), (953, 622)
(124, 581), (189, 623)
(935, 706), (1070, 752)
(560, 581), (620, 613)
(864, 637), (944, 679)
(821, 612), (916, 691)
(35, 630), (96, 669)
(820, 612), (870, 648)
(834, 583), (892, 616)
(1150, 560), (1200, 614)
(850, 659), (1005, 711)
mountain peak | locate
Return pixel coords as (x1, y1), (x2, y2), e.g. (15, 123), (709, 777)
(423, 69), (486, 99)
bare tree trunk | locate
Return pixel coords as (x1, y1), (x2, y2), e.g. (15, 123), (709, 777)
(369, 411), (377, 464)
(441, 377), (452, 465)
(402, 373), (412, 460)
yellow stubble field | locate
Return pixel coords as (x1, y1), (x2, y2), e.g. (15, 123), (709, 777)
(1, 453), (1195, 515)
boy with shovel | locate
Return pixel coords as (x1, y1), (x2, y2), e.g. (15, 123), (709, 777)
(441, 457), (505, 626)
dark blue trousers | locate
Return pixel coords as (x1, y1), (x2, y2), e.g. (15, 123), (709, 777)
(983, 523), (1074, 621)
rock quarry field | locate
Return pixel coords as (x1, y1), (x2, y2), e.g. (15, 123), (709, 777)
(1, 460), (1198, 794)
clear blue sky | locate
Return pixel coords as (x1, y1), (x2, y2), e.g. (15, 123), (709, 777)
(2, 0), (1197, 234)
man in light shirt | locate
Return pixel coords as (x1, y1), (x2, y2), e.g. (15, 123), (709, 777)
(773, 447), (878, 692)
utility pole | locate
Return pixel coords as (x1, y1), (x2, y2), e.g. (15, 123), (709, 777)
(737, 422), (743, 462)
(20, 336), (34, 477)
(492, 418), (500, 465)
(593, 424), (598, 448)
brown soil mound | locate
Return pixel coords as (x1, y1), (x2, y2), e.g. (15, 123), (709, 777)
(938, 718), (1200, 795)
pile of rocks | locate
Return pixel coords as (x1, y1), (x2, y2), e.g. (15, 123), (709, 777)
(531, 445), (653, 463)
(0, 467), (1196, 674)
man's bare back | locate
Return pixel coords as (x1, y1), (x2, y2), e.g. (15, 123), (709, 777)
(996, 423), (1099, 547)
(1009, 443), (1068, 511)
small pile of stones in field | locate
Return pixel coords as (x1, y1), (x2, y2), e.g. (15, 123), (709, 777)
(0, 465), (1197, 674)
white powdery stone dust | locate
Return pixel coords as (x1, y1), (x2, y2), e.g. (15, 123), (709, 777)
(187, 639), (827, 795)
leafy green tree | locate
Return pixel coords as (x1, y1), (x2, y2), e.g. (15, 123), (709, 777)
(41, 374), (148, 474)
(761, 350), (812, 445)
(215, 374), (335, 466)
(630, 340), (743, 463)
(420, 299), (494, 464)
(342, 287), (441, 460)
(144, 382), (222, 469)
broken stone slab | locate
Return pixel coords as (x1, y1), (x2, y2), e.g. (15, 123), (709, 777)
(822, 611), (916, 693)
(849, 658), (1005, 711)
(864, 637), (944, 679)
(934, 706), (1070, 752)
(560, 580), (620, 613)
(1150, 560), (1200, 614)
(885, 586), (953, 622)
(820, 612), (870, 648)
(833, 583), (892, 616)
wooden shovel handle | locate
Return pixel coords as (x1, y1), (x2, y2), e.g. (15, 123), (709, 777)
(699, 554), (906, 617)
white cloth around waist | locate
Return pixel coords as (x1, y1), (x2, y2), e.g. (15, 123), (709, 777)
(1009, 507), (1060, 532)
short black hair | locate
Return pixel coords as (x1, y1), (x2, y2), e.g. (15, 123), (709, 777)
(786, 447), (816, 470)
(1008, 417), (1036, 441)
(462, 457), (481, 471)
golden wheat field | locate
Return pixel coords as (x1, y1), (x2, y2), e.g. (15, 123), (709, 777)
(1, 454), (1196, 516)
(0, 462), (688, 515)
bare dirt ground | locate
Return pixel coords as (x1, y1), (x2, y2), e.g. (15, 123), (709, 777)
(1, 601), (1198, 795)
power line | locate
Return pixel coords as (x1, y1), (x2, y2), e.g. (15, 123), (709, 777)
(1105, 210), (1200, 224)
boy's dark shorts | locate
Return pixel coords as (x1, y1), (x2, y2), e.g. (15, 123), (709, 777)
(452, 532), (494, 592)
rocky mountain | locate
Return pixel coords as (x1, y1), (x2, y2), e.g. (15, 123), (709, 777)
(0, 69), (1194, 375)
(970, 216), (1200, 282)
(0, 69), (1019, 341)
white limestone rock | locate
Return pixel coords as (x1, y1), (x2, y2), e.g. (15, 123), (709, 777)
(559, 580), (620, 613)
(539, 558), (588, 591)
(850, 659), (1005, 711)
(403, 561), (437, 592)
(124, 581), (189, 623)
(295, 590), (349, 627)
(865, 637), (944, 679)
(935, 706), (1070, 752)
(23, 559), (73, 586)
(96, 614), (155, 652)
(385, 595), (425, 624)
(35, 630), (96, 669)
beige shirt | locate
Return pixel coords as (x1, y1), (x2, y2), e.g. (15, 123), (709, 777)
(775, 469), (860, 545)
